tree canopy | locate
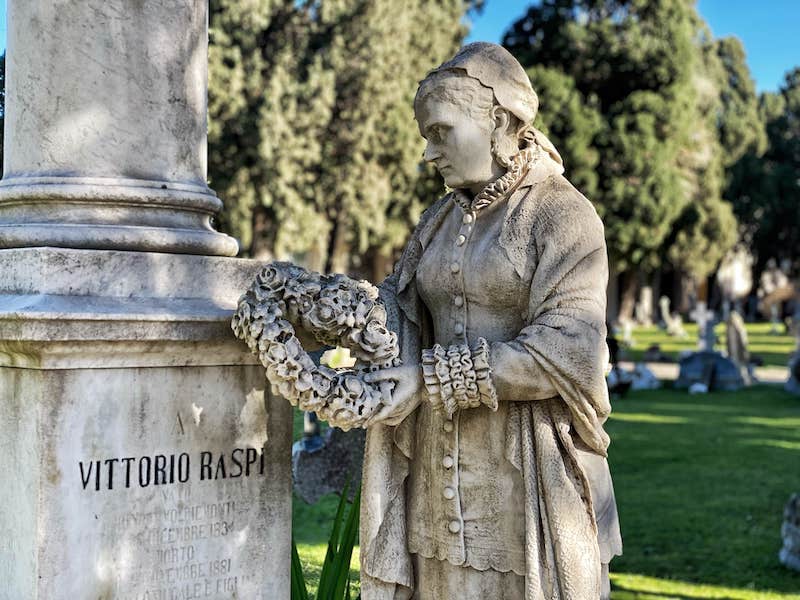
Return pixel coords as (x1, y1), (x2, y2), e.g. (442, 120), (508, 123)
(208, 0), (471, 276)
(504, 0), (756, 316)
(727, 69), (800, 274)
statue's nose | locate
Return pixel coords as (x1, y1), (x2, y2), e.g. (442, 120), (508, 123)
(422, 142), (440, 163)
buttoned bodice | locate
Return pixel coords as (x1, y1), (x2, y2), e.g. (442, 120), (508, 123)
(416, 199), (528, 347)
(408, 195), (530, 574)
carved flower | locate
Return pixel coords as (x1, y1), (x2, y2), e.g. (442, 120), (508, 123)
(254, 265), (287, 301)
(348, 320), (398, 363)
(301, 297), (350, 341)
(355, 280), (380, 301)
(294, 369), (314, 393)
(352, 298), (376, 329)
(312, 367), (336, 396)
(283, 277), (320, 323)
(231, 300), (252, 338)
(233, 261), (400, 430)
(260, 319), (294, 343)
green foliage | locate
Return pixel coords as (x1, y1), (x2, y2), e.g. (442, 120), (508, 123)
(504, 0), (742, 287)
(714, 37), (767, 167)
(208, 1), (472, 273)
(528, 65), (603, 199)
(727, 69), (800, 274)
(292, 481), (361, 600)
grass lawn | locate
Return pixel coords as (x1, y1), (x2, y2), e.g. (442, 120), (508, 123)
(293, 385), (800, 599)
(621, 323), (795, 368)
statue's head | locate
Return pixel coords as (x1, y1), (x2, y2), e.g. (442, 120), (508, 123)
(414, 42), (556, 193)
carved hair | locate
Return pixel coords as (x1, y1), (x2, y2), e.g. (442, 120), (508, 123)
(414, 69), (536, 169)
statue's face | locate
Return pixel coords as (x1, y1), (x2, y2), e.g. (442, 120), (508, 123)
(416, 96), (498, 192)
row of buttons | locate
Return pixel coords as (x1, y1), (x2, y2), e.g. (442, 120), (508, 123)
(444, 449), (459, 533)
(450, 211), (474, 344)
(440, 209), (474, 538)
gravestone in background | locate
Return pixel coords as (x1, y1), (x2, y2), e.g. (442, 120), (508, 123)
(675, 351), (744, 392)
(0, 2), (291, 598)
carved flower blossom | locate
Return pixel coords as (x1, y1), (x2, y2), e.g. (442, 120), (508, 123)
(348, 320), (398, 364)
(255, 265), (287, 300)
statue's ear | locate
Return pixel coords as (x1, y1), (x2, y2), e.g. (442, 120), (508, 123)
(492, 106), (512, 135)
(490, 107), (517, 169)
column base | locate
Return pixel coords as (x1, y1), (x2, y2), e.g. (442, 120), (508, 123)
(0, 176), (239, 256)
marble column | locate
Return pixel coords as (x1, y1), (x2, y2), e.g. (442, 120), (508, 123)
(0, 2), (290, 599)
(0, 0), (238, 256)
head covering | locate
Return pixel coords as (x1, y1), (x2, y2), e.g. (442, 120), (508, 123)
(427, 42), (539, 124)
(421, 42), (562, 167)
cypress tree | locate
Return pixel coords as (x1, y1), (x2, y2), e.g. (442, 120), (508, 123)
(504, 0), (743, 318)
(208, 0), (471, 277)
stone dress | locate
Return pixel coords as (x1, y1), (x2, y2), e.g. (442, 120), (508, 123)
(359, 152), (622, 600)
(409, 188), (529, 598)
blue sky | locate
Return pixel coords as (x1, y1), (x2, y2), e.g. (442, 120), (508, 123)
(465, 0), (800, 93)
(0, 1), (796, 93)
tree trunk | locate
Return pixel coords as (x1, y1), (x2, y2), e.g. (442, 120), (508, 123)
(618, 270), (638, 323)
(249, 206), (275, 260)
(325, 213), (350, 275)
(370, 247), (395, 283)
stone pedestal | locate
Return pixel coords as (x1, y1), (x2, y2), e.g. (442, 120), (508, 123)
(0, 248), (291, 599)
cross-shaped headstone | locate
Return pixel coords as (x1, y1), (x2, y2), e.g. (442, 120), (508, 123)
(689, 301), (716, 351)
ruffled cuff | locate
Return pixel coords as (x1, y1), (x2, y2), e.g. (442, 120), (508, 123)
(421, 337), (498, 418)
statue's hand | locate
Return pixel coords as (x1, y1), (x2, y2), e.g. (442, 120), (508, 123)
(364, 364), (423, 426)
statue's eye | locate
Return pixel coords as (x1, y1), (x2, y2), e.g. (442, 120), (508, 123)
(429, 125), (446, 143)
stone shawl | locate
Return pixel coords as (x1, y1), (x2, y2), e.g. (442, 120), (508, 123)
(360, 157), (612, 600)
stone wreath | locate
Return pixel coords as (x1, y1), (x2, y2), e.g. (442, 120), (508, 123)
(231, 262), (400, 430)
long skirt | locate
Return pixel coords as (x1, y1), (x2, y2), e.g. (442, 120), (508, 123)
(410, 555), (524, 600)
(409, 555), (611, 600)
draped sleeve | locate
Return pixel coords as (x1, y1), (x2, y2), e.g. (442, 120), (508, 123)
(490, 175), (611, 455)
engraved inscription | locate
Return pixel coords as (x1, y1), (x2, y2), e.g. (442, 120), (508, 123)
(78, 448), (265, 491)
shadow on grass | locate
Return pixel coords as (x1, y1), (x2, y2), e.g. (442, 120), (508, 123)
(607, 386), (800, 596)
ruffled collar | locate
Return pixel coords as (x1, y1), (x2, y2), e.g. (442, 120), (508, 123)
(451, 146), (537, 214)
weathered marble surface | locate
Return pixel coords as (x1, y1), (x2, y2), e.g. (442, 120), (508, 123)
(0, 0), (237, 256)
(0, 249), (292, 600)
(355, 42), (619, 600)
(781, 494), (800, 572)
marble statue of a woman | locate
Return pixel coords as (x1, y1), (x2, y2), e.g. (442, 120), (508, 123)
(357, 42), (622, 600)
(233, 40), (622, 600)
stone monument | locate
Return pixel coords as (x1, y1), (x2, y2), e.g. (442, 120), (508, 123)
(726, 310), (754, 386)
(676, 303), (744, 392)
(634, 286), (654, 326)
(0, 2), (291, 599)
(780, 494), (800, 572)
(758, 259), (793, 334)
(659, 295), (687, 338)
(689, 301), (716, 352)
(786, 310), (800, 395)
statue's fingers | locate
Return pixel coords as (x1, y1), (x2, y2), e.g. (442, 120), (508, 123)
(364, 367), (401, 383)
